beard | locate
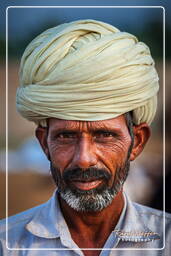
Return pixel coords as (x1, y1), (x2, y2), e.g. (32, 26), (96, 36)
(50, 159), (130, 212)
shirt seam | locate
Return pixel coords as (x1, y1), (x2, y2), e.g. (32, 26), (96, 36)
(138, 211), (164, 218)
(6, 216), (33, 228)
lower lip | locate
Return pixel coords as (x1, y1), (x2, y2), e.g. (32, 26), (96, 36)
(71, 180), (103, 191)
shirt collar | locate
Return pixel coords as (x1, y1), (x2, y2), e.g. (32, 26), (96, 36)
(26, 190), (160, 243)
(26, 190), (61, 238)
(26, 190), (82, 250)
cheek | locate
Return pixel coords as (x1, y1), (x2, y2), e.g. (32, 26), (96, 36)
(96, 137), (131, 169)
(48, 142), (75, 170)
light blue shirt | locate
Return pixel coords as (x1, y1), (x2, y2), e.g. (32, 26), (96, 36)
(0, 190), (171, 256)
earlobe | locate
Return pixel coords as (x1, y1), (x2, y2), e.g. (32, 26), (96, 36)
(35, 126), (50, 160)
(130, 123), (151, 161)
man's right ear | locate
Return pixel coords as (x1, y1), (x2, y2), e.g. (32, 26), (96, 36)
(35, 126), (50, 160)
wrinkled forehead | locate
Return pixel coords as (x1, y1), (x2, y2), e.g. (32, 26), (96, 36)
(47, 115), (127, 132)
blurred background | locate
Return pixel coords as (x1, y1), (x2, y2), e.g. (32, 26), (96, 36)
(0, 0), (171, 219)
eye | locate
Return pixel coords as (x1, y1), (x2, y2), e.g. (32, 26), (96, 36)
(57, 132), (77, 139)
(96, 132), (112, 138)
(93, 131), (117, 139)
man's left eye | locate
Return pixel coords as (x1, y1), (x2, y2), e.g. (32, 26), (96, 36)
(94, 132), (115, 139)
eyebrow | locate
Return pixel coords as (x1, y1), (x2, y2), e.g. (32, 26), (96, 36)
(50, 127), (122, 136)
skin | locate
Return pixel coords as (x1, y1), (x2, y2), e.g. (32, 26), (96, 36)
(36, 115), (150, 256)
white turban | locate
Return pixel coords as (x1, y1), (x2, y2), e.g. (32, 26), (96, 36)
(16, 19), (159, 126)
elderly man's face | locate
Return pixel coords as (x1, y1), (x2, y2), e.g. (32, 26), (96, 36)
(36, 115), (150, 212)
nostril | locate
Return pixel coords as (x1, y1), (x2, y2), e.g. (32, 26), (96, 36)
(72, 141), (98, 169)
(73, 153), (97, 169)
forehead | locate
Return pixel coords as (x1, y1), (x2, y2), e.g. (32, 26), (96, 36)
(48, 115), (127, 132)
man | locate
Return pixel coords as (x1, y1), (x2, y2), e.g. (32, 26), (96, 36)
(0, 19), (170, 256)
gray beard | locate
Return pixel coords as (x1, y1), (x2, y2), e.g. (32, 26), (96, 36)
(60, 182), (123, 212)
(50, 160), (130, 212)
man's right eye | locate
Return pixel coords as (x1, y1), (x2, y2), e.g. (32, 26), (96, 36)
(56, 132), (77, 139)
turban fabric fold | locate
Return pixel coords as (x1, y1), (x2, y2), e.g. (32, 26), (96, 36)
(16, 19), (159, 126)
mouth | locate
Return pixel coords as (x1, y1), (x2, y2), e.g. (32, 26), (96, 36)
(70, 178), (103, 191)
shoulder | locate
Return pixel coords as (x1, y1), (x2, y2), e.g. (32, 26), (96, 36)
(133, 202), (171, 219)
(133, 202), (171, 232)
(0, 202), (46, 241)
(132, 202), (171, 251)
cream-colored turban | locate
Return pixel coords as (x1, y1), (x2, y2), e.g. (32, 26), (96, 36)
(16, 19), (159, 126)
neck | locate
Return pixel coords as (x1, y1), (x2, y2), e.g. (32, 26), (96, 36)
(58, 190), (124, 249)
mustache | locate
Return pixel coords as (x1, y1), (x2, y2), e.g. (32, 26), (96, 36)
(63, 167), (111, 182)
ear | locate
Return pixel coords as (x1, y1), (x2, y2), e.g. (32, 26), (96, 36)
(35, 126), (50, 160)
(130, 123), (151, 161)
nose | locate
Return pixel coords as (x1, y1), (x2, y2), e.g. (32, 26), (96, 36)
(72, 136), (97, 169)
